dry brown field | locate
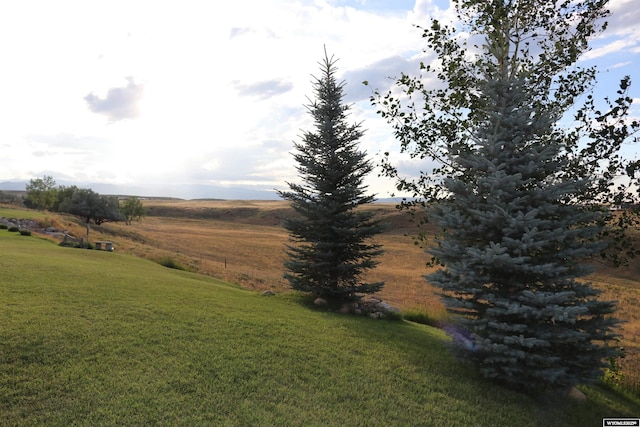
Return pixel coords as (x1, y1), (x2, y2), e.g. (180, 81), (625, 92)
(78, 199), (640, 392)
(102, 199), (444, 313)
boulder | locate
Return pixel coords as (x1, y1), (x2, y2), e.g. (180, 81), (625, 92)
(568, 386), (587, 401)
(377, 302), (401, 314)
(313, 297), (328, 307)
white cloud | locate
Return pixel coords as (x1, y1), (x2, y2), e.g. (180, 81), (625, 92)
(233, 80), (294, 100)
(582, 39), (638, 61)
(85, 77), (145, 123)
(610, 61), (632, 69)
(342, 55), (423, 102)
(606, 0), (640, 37)
(580, 0), (640, 62)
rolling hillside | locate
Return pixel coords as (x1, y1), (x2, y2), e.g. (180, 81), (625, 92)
(1, 223), (639, 425)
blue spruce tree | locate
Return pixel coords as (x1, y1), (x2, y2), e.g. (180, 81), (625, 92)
(428, 76), (620, 391)
(370, 0), (633, 392)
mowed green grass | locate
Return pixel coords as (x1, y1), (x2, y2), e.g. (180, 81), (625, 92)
(1, 232), (639, 426)
(0, 207), (47, 221)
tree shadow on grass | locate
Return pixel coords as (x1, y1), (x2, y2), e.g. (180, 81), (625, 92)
(325, 310), (640, 426)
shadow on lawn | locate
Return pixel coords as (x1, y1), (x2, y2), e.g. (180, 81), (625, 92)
(321, 305), (640, 426)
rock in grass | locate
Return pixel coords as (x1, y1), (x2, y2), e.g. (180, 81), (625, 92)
(338, 304), (351, 314)
(313, 297), (328, 307)
(568, 386), (587, 401)
(377, 301), (401, 314)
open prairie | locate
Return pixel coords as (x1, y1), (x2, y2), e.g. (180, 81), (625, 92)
(103, 199), (445, 314)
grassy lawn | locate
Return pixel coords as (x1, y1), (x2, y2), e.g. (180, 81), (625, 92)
(97, 200), (640, 391)
(1, 231), (639, 425)
(0, 207), (47, 220)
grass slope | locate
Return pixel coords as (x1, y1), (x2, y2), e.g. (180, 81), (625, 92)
(1, 232), (639, 426)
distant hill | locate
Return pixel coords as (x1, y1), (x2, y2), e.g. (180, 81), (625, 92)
(0, 181), (25, 191)
(0, 180), (407, 202)
(0, 180), (280, 200)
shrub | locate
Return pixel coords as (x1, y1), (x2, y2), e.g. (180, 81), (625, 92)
(58, 240), (91, 249)
(0, 190), (22, 205)
(59, 241), (80, 248)
(8, 226), (19, 232)
(403, 308), (448, 328)
(19, 230), (31, 236)
(0, 224), (8, 230)
(37, 218), (55, 229)
(383, 309), (403, 322)
(157, 257), (189, 271)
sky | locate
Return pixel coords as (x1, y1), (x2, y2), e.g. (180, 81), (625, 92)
(0, 0), (638, 199)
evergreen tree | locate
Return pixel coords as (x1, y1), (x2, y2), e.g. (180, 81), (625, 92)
(279, 51), (385, 303)
(368, 0), (632, 390)
(369, 0), (639, 264)
(429, 77), (619, 391)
